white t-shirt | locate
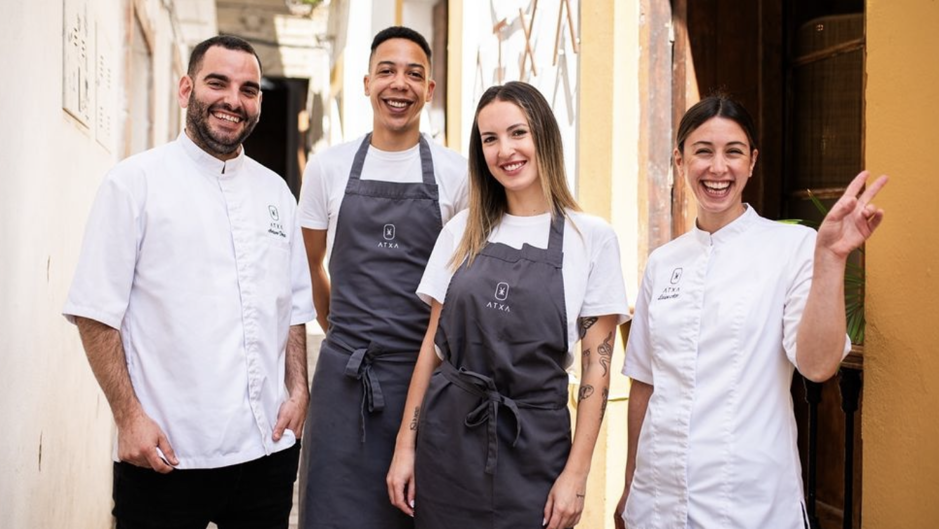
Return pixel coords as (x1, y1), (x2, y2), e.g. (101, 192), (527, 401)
(622, 206), (850, 528)
(297, 133), (468, 263)
(63, 132), (316, 469)
(418, 209), (631, 367)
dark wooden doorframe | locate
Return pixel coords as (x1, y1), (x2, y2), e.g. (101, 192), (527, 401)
(664, 2), (864, 528)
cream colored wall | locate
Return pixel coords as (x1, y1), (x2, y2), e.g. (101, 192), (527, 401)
(0, 1), (210, 526)
(577, 3), (640, 528)
(336, 0), (376, 141)
(864, 1), (939, 526)
(446, 0), (463, 150)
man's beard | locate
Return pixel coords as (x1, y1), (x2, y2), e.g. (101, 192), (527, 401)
(186, 92), (259, 158)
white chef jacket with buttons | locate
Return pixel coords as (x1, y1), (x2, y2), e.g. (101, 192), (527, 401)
(63, 132), (316, 469)
(623, 206), (850, 529)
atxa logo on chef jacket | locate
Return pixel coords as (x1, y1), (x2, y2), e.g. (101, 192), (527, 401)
(378, 223), (399, 248)
(658, 267), (683, 301)
(267, 205), (287, 239)
(486, 281), (511, 312)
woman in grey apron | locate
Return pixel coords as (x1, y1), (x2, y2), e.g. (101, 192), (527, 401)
(300, 133), (442, 529)
(387, 82), (627, 529)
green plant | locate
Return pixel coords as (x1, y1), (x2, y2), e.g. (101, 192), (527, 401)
(780, 191), (866, 343)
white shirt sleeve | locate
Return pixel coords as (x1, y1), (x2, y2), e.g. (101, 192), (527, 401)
(62, 172), (140, 328)
(416, 217), (462, 306)
(580, 232), (631, 324)
(623, 260), (655, 384)
(782, 229), (851, 370)
(289, 205), (316, 325)
(451, 174), (469, 216)
(297, 155), (330, 230)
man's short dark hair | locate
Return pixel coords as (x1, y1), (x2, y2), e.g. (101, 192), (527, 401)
(188, 35), (262, 77)
(369, 26), (432, 67)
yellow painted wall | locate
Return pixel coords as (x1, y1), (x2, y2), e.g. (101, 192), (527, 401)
(864, 0), (939, 526)
(578, 3), (640, 528)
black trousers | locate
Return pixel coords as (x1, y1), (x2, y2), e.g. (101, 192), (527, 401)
(113, 442), (300, 529)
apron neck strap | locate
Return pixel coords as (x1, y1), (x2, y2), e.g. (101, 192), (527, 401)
(546, 212), (565, 263)
(348, 133), (435, 186)
(348, 133), (372, 182)
(416, 134), (435, 185)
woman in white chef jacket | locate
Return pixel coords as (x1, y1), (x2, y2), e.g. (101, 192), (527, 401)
(614, 95), (887, 529)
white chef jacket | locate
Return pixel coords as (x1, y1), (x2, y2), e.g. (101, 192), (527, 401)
(63, 132), (316, 469)
(623, 206), (850, 528)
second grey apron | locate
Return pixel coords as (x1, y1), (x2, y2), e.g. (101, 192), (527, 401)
(414, 214), (571, 529)
(300, 134), (442, 529)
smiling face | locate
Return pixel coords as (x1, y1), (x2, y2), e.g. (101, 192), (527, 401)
(364, 38), (435, 150)
(477, 99), (546, 214)
(178, 45), (262, 160)
(676, 116), (759, 233)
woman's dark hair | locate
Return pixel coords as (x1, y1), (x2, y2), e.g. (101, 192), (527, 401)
(676, 94), (758, 153)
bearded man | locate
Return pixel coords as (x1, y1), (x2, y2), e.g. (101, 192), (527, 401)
(63, 35), (315, 529)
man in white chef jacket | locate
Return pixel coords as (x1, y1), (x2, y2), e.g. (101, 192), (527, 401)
(63, 35), (315, 529)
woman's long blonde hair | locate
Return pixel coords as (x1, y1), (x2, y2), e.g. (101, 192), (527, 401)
(450, 82), (580, 270)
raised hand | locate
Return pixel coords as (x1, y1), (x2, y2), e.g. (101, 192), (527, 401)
(816, 171), (888, 259)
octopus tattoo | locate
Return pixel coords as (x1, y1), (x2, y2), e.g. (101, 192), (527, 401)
(579, 384), (595, 401)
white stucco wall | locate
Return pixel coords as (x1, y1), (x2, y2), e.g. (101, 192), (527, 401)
(321, 0), (440, 144)
(453, 0), (580, 184)
(327, 0), (376, 141)
(0, 1), (212, 526)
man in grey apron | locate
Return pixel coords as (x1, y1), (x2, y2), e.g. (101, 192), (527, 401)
(298, 27), (466, 529)
(414, 216), (572, 529)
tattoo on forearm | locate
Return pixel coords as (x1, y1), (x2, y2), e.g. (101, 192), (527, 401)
(598, 331), (613, 376)
(409, 406), (420, 431)
(581, 347), (591, 375)
(600, 387), (610, 422)
(578, 384), (595, 402)
(578, 317), (599, 339)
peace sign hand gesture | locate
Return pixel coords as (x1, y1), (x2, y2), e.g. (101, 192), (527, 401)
(816, 171), (888, 260)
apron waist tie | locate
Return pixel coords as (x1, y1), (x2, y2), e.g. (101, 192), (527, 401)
(439, 362), (563, 475)
(331, 335), (409, 443)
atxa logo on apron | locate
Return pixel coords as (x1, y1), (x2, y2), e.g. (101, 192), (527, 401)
(267, 204), (286, 238)
(658, 267), (683, 301)
(378, 223), (399, 248)
(486, 281), (512, 312)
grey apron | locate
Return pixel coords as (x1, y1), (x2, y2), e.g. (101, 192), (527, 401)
(414, 214), (571, 529)
(300, 134), (442, 529)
